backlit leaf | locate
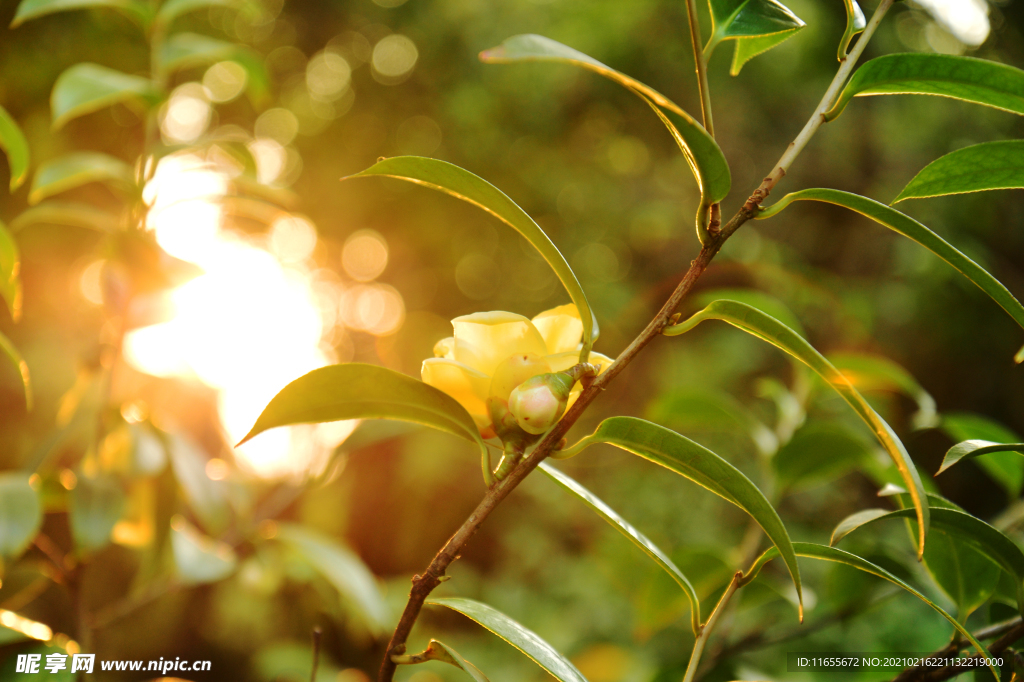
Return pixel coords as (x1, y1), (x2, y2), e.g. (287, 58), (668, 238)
(170, 516), (237, 584)
(0, 329), (31, 409)
(154, 0), (252, 29)
(0, 473), (41, 559)
(839, 0), (866, 60)
(0, 105), (29, 190)
(939, 440), (1024, 475)
(51, 63), (160, 130)
(894, 141), (1024, 203)
(428, 597), (588, 682)
(10, 0), (151, 27)
(829, 352), (938, 429)
(664, 299), (929, 556)
(69, 475), (125, 553)
(0, 220), (22, 321)
(160, 33), (270, 106)
(417, 640), (490, 682)
(938, 413), (1023, 496)
(10, 201), (120, 233)
(29, 152), (134, 205)
(705, 0), (805, 74)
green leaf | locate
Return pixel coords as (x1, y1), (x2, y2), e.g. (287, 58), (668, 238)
(51, 63), (161, 130)
(0, 329), (32, 409)
(166, 433), (231, 534)
(746, 542), (997, 679)
(239, 363), (488, 475)
(924, 530), (1001, 622)
(29, 152), (134, 205)
(560, 415), (803, 618)
(348, 159), (598, 360)
(730, 30), (803, 76)
(894, 141), (1024, 203)
(10, 0), (151, 27)
(704, 0), (805, 74)
(275, 524), (388, 633)
(825, 54), (1024, 122)
(0, 220), (22, 321)
(829, 352), (938, 429)
(153, 0), (251, 29)
(10, 201), (120, 233)
(696, 287), (803, 333)
(428, 597), (588, 682)
(479, 35), (730, 212)
(0, 105), (29, 191)
(941, 413), (1023, 496)
(939, 440), (1024, 475)
(538, 461), (702, 635)
(647, 387), (779, 458)
(0, 473), (41, 559)
(413, 640), (490, 682)
(170, 516), (237, 584)
(664, 299), (929, 557)
(839, 0), (866, 60)
(757, 189), (1024, 363)
(773, 422), (873, 491)
(68, 475), (124, 553)
(160, 33), (270, 107)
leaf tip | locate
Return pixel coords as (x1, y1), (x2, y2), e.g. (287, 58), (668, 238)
(1015, 343), (1024, 364)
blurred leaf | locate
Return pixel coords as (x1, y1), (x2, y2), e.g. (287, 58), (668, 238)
(942, 413), (1023, 496)
(401, 639), (490, 682)
(647, 387), (778, 457)
(275, 524), (387, 633)
(480, 36), (730, 210)
(160, 33), (270, 106)
(894, 141), (1024, 203)
(29, 152), (134, 205)
(0, 105), (29, 191)
(829, 352), (938, 429)
(538, 461), (702, 635)
(939, 441), (1024, 475)
(825, 54), (1024, 121)
(839, 0), (866, 60)
(664, 299), (929, 557)
(10, 201), (119, 233)
(704, 0), (805, 75)
(0, 330), (31, 409)
(153, 0), (251, 29)
(562, 416), (803, 618)
(0, 473), (41, 559)
(428, 597), (588, 682)
(924, 530), (1001, 622)
(0, 220), (22, 321)
(747, 541), (997, 678)
(51, 63), (160, 130)
(730, 30), (803, 76)
(68, 475), (124, 553)
(697, 288), (803, 332)
(239, 364), (486, 471)
(773, 422), (874, 491)
(166, 433), (231, 534)
(170, 516), (237, 584)
(10, 0), (151, 27)
(350, 158), (598, 359)
(758, 190), (1024, 363)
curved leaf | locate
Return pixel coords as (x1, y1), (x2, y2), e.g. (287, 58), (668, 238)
(746, 542), (997, 679)
(0, 105), (29, 191)
(479, 35), (730, 207)
(10, 200), (120, 233)
(704, 0), (805, 74)
(348, 158), (597, 360)
(663, 299), (929, 556)
(10, 0), (151, 27)
(403, 640), (490, 682)
(0, 221), (22, 321)
(239, 363), (487, 464)
(0, 473), (41, 559)
(829, 352), (938, 429)
(0, 329), (32, 409)
(560, 415), (803, 619)
(160, 33), (270, 106)
(69, 475), (124, 553)
(757, 189), (1024, 362)
(825, 54), (1024, 122)
(30, 152), (134, 205)
(730, 30), (803, 76)
(895, 141), (1024, 202)
(154, 0), (251, 29)
(428, 597), (588, 682)
(939, 440), (1024, 475)
(839, 0), (866, 60)
(538, 461), (702, 635)
(170, 516), (237, 585)
(941, 413), (1023, 495)
(51, 63), (160, 130)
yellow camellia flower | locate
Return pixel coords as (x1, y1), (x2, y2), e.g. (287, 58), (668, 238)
(422, 304), (612, 437)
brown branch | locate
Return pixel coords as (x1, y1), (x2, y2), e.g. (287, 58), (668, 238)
(892, 619), (1024, 682)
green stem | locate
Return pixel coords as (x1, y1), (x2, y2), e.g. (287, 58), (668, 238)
(683, 0), (715, 137)
(683, 571), (743, 682)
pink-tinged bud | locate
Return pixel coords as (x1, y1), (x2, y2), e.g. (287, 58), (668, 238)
(507, 372), (573, 435)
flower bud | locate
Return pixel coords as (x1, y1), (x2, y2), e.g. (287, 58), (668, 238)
(507, 372), (574, 435)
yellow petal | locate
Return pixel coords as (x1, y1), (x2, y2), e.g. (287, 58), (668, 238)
(489, 352), (551, 400)
(452, 311), (547, 375)
(433, 337), (456, 359)
(532, 304), (584, 354)
(421, 358), (490, 421)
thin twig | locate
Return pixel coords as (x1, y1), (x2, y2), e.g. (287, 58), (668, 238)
(683, 0), (714, 137)
(683, 572), (743, 682)
(311, 626), (323, 682)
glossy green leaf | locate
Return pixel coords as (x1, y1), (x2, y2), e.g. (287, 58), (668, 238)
(829, 352), (938, 429)
(696, 287), (803, 333)
(757, 189), (1024, 363)
(10, 0), (151, 27)
(560, 415), (803, 618)
(167, 433), (231, 534)
(0, 473), (41, 559)
(29, 152), (134, 205)
(939, 440), (1024, 475)
(349, 159), (597, 360)
(0, 105), (29, 191)
(825, 54), (1024, 122)
(160, 33), (270, 106)
(407, 640), (490, 682)
(0, 220), (22, 321)
(10, 201), (120, 233)
(68, 475), (124, 553)
(773, 422), (873, 491)
(647, 387), (778, 458)
(924, 530), (1001, 621)
(538, 461), (702, 635)
(746, 541), (997, 678)
(664, 299), (929, 556)
(0, 329), (32, 409)
(170, 517), (237, 584)
(942, 413), (1023, 495)
(839, 0), (866, 60)
(731, 30), (803, 76)
(479, 35), (730, 210)
(154, 0), (251, 29)
(428, 597), (588, 682)
(275, 524), (388, 633)
(704, 0), (805, 74)
(895, 141), (1024, 203)
(51, 63), (160, 130)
